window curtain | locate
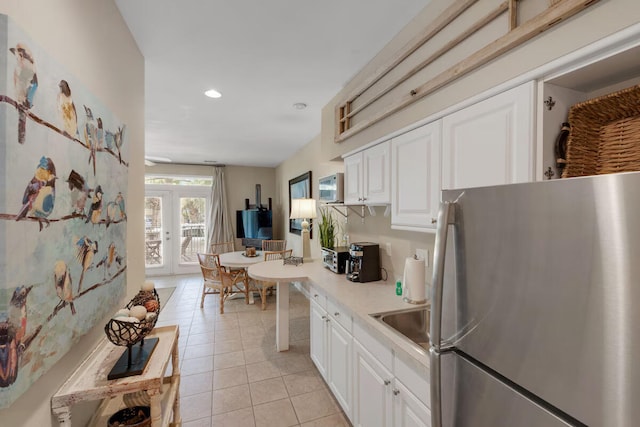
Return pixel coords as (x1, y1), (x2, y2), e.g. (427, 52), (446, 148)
(206, 167), (234, 249)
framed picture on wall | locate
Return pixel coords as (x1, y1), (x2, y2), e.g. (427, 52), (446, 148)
(288, 171), (312, 236)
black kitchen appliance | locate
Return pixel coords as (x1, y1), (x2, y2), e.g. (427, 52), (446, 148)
(346, 242), (381, 282)
(321, 246), (350, 274)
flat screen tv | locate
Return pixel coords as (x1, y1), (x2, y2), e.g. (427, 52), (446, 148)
(236, 209), (272, 240)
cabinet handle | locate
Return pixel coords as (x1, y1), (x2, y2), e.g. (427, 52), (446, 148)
(314, 294), (319, 298)
(393, 389), (400, 396)
(321, 315), (327, 320)
(325, 318), (330, 323)
(334, 312), (340, 317)
(384, 379), (391, 386)
(431, 218), (437, 224)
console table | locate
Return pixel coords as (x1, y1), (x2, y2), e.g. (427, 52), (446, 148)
(51, 325), (181, 427)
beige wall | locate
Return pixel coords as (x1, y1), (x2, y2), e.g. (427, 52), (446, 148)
(276, 136), (345, 259)
(0, 0), (144, 425)
(146, 163), (277, 246)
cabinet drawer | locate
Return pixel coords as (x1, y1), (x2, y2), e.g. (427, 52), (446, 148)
(310, 286), (327, 310)
(395, 354), (430, 408)
(354, 321), (393, 371)
(327, 298), (352, 333)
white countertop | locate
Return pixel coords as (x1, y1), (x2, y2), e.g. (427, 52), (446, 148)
(252, 259), (430, 378)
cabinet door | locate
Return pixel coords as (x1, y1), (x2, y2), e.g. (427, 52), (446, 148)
(352, 339), (393, 427)
(363, 141), (391, 204)
(310, 300), (328, 379)
(327, 318), (352, 419)
(344, 153), (363, 204)
(442, 81), (535, 190)
(391, 121), (441, 231)
(393, 379), (431, 427)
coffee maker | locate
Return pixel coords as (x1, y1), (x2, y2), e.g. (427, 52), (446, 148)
(346, 242), (381, 283)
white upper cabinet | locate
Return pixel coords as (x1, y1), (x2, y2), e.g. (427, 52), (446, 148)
(344, 153), (363, 204)
(442, 81), (535, 190)
(344, 141), (391, 204)
(391, 121), (441, 232)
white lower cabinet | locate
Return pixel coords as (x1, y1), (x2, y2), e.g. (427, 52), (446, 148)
(352, 323), (431, 427)
(393, 379), (431, 427)
(310, 299), (328, 379)
(353, 339), (393, 427)
(309, 298), (353, 419)
(310, 295), (430, 427)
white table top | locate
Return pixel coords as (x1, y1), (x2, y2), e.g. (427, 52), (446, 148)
(218, 250), (265, 268)
(248, 259), (315, 282)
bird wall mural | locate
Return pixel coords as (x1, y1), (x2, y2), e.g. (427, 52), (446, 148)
(0, 14), (129, 408)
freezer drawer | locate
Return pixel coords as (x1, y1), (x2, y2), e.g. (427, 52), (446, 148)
(436, 351), (577, 427)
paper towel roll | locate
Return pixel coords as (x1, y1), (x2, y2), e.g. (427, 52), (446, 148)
(403, 256), (426, 304)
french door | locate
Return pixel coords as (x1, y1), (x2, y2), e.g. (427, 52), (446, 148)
(145, 187), (209, 276)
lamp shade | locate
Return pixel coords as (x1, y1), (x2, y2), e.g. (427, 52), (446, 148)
(290, 198), (317, 220)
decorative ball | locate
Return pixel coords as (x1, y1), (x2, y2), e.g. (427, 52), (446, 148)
(116, 308), (130, 317)
(129, 306), (147, 321)
(142, 281), (155, 291)
(144, 299), (159, 313)
(145, 312), (157, 322)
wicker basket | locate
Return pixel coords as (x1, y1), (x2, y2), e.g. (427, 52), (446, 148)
(562, 84), (640, 178)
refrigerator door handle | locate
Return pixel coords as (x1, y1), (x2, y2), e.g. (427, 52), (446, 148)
(430, 348), (443, 427)
(430, 201), (455, 351)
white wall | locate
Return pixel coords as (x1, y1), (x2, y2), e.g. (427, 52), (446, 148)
(0, 1), (144, 425)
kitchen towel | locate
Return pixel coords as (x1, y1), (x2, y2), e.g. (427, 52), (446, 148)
(403, 256), (426, 303)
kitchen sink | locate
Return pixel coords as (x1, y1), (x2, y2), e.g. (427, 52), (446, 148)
(371, 306), (430, 351)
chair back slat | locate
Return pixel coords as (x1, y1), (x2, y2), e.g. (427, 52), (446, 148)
(263, 249), (293, 261)
(262, 240), (287, 252)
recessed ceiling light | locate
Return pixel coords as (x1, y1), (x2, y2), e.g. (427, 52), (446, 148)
(204, 89), (222, 98)
(293, 102), (307, 110)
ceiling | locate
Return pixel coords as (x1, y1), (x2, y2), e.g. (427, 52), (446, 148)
(114, 0), (429, 168)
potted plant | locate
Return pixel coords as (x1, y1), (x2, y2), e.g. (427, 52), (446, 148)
(318, 206), (335, 249)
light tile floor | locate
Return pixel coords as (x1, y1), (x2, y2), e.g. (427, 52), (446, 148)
(152, 274), (352, 427)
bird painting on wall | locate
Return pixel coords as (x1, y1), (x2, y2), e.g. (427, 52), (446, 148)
(96, 117), (104, 151)
(85, 185), (103, 225)
(106, 192), (126, 227)
(57, 80), (78, 139)
(53, 261), (76, 315)
(75, 236), (98, 293)
(0, 286), (33, 387)
(10, 43), (38, 144)
(95, 242), (123, 279)
(83, 105), (97, 175)
(66, 169), (91, 217)
(15, 156), (57, 231)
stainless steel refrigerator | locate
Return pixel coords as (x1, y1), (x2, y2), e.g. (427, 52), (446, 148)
(429, 171), (640, 427)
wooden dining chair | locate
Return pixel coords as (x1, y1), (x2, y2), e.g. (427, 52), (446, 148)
(209, 241), (251, 303)
(261, 239), (287, 252)
(197, 253), (243, 314)
(255, 249), (293, 310)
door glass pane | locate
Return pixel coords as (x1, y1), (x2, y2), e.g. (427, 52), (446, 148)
(180, 197), (207, 263)
(145, 196), (164, 267)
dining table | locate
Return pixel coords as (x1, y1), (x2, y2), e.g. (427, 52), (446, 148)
(218, 250), (265, 304)
(248, 259), (315, 352)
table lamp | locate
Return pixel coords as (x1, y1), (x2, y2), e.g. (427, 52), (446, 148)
(290, 198), (317, 262)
